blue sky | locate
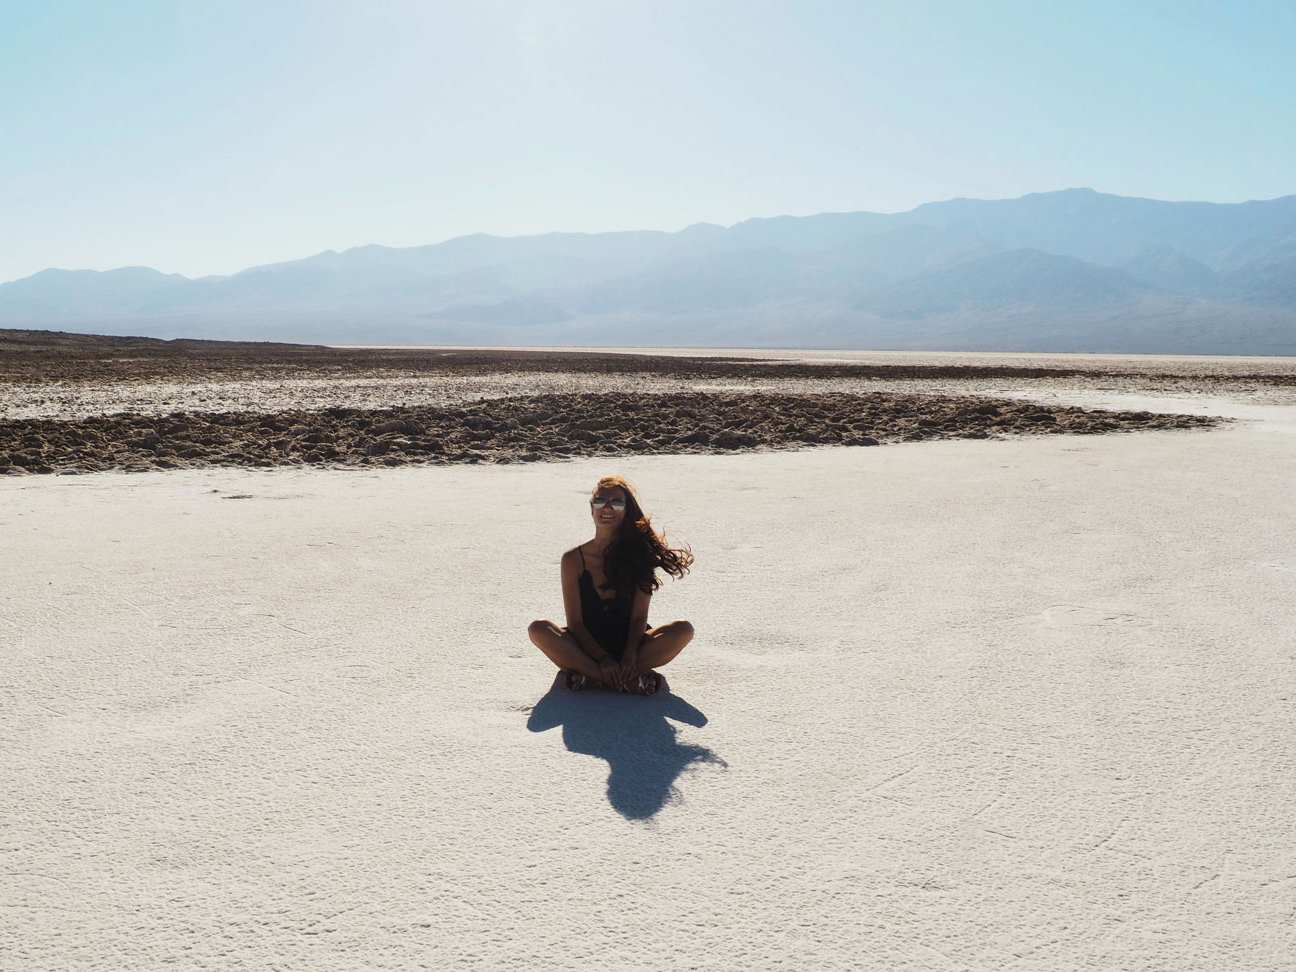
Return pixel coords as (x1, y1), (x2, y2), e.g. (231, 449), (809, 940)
(2, 0), (1293, 283)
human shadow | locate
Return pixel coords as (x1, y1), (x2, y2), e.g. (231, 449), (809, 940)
(526, 674), (725, 820)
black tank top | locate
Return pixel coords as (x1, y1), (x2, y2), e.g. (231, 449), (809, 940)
(578, 546), (632, 629)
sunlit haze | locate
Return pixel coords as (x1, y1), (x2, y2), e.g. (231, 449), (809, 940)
(2, 0), (1293, 284)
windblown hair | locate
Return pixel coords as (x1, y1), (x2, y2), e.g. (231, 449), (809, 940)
(595, 475), (693, 598)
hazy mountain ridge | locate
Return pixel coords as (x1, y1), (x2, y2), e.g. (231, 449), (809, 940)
(860, 250), (1161, 316)
(4, 189), (1295, 353)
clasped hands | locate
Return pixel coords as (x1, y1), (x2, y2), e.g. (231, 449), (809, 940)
(595, 652), (639, 691)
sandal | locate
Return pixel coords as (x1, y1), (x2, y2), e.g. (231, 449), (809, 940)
(564, 670), (588, 692)
(635, 671), (662, 696)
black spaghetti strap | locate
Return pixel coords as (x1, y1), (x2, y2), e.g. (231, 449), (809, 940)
(578, 546), (587, 570)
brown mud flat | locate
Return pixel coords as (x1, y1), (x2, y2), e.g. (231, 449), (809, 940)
(4, 329), (1295, 386)
(0, 391), (1220, 475)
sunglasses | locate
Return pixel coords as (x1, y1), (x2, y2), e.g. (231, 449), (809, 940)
(590, 496), (627, 512)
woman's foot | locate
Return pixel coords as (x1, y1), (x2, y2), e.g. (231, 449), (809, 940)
(564, 670), (588, 692)
(634, 671), (663, 696)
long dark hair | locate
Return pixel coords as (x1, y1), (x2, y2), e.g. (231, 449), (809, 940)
(595, 475), (693, 598)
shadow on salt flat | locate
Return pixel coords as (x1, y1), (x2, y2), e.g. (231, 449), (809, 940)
(527, 675), (725, 820)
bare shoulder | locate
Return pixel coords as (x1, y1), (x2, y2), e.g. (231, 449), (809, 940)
(560, 545), (585, 570)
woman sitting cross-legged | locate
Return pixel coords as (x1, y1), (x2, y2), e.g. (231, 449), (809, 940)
(528, 475), (694, 695)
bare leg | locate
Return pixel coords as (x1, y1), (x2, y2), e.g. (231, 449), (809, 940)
(528, 619), (604, 681)
(633, 620), (694, 675)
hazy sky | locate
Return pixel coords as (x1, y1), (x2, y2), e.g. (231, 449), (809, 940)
(2, 0), (1293, 284)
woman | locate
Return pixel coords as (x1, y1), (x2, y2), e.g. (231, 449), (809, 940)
(528, 476), (694, 695)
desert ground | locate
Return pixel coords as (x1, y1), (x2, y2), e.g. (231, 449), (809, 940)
(3, 332), (1295, 970)
(12, 332), (1292, 472)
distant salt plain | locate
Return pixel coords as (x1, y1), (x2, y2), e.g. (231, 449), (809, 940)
(4, 351), (1295, 970)
(7, 347), (1295, 422)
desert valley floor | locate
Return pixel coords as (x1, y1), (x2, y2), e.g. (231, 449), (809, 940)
(3, 333), (1295, 970)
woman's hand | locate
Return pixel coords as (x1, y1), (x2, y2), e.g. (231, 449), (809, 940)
(618, 651), (639, 691)
(597, 656), (622, 690)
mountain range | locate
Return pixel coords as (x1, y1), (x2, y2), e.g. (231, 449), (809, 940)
(4, 188), (1296, 353)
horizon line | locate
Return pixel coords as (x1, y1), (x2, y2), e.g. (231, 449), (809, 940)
(5, 185), (1296, 286)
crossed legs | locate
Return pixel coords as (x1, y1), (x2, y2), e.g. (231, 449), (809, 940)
(527, 619), (694, 687)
